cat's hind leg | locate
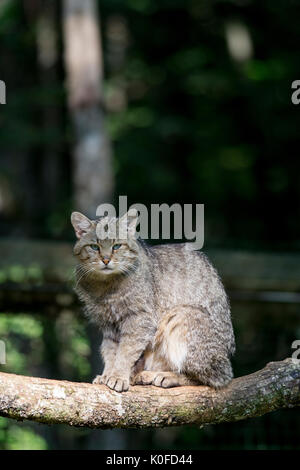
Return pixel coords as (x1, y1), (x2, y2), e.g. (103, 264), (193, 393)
(138, 306), (233, 389)
(153, 307), (189, 375)
(133, 307), (196, 388)
(134, 370), (195, 388)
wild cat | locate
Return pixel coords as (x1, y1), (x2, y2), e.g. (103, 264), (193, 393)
(71, 210), (235, 392)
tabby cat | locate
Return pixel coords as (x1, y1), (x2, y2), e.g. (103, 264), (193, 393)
(71, 210), (235, 392)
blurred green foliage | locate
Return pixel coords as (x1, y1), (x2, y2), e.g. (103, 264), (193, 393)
(0, 0), (299, 248)
(0, 0), (299, 451)
(0, 418), (47, 450)
(99, 0), (300, 250)
(0, 312), (91, 450)
(0, 263), (43, 284)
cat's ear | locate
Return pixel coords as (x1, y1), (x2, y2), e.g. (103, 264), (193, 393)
(119, 208), (138, 238)
(127, 208), (139, 235)
(71, 212), (92, 239)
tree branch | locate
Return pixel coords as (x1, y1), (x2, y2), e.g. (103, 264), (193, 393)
(0, 359), (299, 429)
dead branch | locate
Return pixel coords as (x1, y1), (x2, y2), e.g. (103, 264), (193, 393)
(0, 358), (299, 429)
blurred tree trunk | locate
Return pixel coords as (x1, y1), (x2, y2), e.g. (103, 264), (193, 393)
(63, 0), (114, 216)
(63, 0), (125, 450)
(36, 0), (62, 223)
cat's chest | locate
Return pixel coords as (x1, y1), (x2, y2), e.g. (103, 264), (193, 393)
(99, 292), (129, 322)
(77, 273), (154, 326)
(84, 288), (132, 325)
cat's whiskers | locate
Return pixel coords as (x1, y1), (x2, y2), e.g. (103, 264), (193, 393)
(70, 265), (84, 283)
(76, 270), (94, 287)
(75, 265), (96, 286)
(69, 265), (84, 282)
(117, 261), (137, 276)
(75, 265), (91, 281)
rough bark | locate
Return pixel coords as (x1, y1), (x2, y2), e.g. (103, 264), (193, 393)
(0, 359), (299, 429)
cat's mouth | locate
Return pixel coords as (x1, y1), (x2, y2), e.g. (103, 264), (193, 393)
(100, 265), (114, 273)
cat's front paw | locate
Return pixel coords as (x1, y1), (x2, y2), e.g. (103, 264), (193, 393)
(104, 375), (129, 392)
(92, 375), (106, 385)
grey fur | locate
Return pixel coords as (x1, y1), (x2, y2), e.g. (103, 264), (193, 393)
(71, 211), (235, 392)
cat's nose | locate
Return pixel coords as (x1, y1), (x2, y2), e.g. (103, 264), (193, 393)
(102, 257), (110, 265)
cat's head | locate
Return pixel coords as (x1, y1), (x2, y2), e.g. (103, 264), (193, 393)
(71, 210), (140, 279)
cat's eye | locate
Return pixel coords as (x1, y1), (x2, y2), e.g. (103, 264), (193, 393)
(90, 244), (99, 251)
(112, 244), (122, 250)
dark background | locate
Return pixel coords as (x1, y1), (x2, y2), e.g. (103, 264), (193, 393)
(0, 0), (299, 450)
